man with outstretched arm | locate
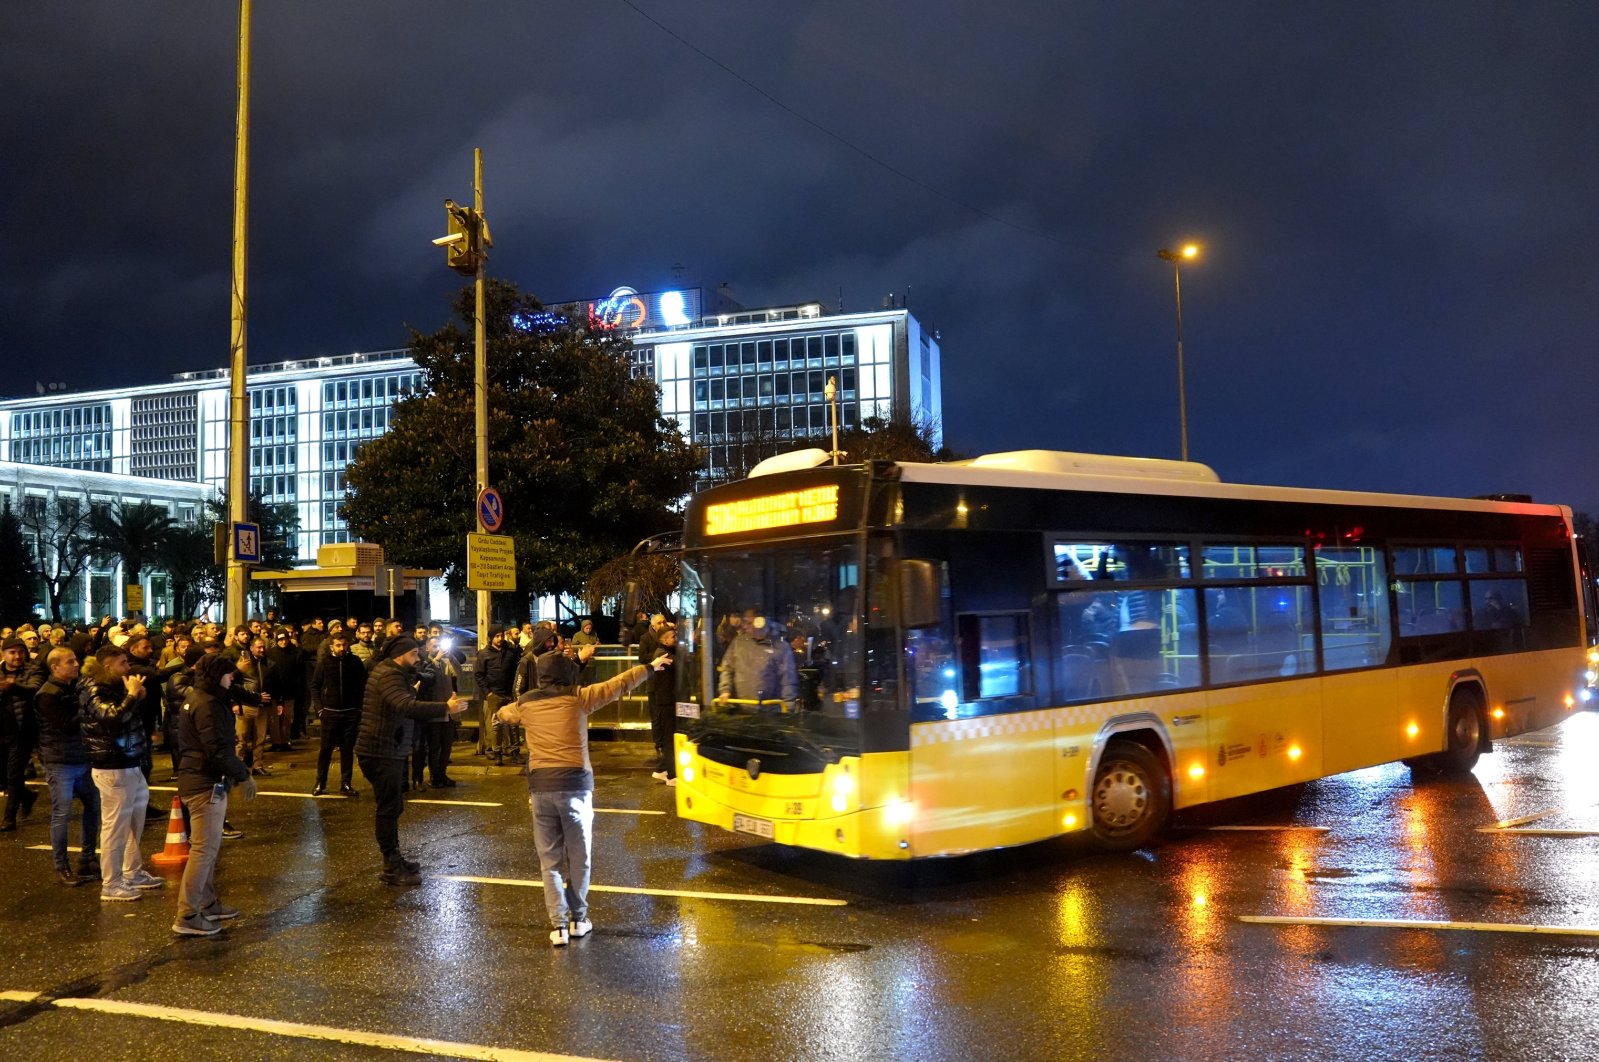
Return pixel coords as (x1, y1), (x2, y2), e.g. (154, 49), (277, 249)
(497, 641), (669, 946)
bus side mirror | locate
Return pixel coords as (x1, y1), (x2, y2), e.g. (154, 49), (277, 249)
(898, 559), (942, 629)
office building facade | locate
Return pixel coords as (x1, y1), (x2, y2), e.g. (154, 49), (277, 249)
(0, 288), (941, 588)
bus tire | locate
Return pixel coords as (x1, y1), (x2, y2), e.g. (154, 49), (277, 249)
(1438, 688), (1485, 774)
(1090, 740), (1171, 851)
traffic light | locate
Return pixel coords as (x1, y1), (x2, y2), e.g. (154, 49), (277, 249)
(435, 199), (490, 276)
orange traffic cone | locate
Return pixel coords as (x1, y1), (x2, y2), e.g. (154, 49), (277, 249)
(150, 796), (190, 867)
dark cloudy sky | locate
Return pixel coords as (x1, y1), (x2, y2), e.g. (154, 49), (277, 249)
(4, 3), (1597, 509)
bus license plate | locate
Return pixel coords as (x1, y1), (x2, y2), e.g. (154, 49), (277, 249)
(676, 701), (700, 719)
(733, 814), (775, 839)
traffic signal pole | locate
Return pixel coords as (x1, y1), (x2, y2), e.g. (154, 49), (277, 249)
(473, 149), (490, 656)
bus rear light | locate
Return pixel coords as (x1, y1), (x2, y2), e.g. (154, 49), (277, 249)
(1287, 745), (1303, 762)
(1188, 763), (1206, 780)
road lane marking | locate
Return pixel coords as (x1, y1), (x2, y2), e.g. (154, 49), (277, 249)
(1477, 828), (1599, 837)
(441, 874), (848, 906)
(408, 799), (504, 807)
(1202, 825), (1330, 833)
(1484, 805), (1566, 829)
(594, 808), (667, 816)
(1, 990), (40, 1002)
(1240, 915), (1599, 938)
(2, 992), (616, 1061)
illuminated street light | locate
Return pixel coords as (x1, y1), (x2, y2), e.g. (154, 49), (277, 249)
(1156, 243), (1201, 461)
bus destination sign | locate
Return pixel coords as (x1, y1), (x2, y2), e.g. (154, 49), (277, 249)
(705, 484), (840, 537)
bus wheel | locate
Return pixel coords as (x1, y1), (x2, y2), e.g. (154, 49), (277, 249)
(1438, 688), (1485, 774)
(1090, 740), (1171, 851)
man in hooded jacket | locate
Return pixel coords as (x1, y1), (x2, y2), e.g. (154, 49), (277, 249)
(496, 640), (668, 946)
(354, 637), (466, 885)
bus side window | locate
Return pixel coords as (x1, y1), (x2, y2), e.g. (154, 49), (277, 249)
(1316, 546), (1392, 670)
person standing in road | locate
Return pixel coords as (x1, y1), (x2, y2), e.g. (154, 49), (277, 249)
(34, 647), (100, 885)
(310, 630), (366, 796)
(496, 642), (668, 946)
(473, 626), (520, 764)
(647, 624), (679, 787)
(80, 645), (165, 902)
(0, 636), (42, 831)
(172, 653), (256, 936)
(355, 637), (466, 884)
(350, 623), (376, 664)
(414, 635), (459, 789)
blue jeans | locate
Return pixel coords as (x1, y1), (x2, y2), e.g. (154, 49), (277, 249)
(530, 789), (593, 928)
(44, 763), (99, 870)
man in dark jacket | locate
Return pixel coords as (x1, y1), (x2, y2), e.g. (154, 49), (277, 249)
(0, 636), (42, 830)
(310, 631), (366, 796)
(173, 653), (256, 936)
(266, 628), (306, 743)
(81, 645), (164, 902)
(34, 647), (99, 884)
(472, 626), (520, 763)
(355, 637), (465, 885)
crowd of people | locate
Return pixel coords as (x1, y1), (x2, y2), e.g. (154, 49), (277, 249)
(0, 611), (672, 947)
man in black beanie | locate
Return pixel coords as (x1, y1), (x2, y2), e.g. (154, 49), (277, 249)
(354, 637), (467, 885)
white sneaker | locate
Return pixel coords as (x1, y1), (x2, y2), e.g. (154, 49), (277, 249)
(549, 926), (569, 947)
(569, 919), (592, 939)
(665, 778), (677, 788)
(650, 771), (668, 781)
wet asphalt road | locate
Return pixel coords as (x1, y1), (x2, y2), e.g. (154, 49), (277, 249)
(3, 715), (1599, 1062)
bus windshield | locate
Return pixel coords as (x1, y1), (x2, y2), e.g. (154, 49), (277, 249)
(678, 541), (863, 765)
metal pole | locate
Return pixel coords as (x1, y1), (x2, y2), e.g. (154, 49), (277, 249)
(474, 148), (490, 649)
(225, 0), (252, 628)
(1172, 261), (1188, 463)
(472, 149), (492, 754)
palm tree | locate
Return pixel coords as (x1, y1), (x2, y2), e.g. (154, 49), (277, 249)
(92, 500), (176, 607)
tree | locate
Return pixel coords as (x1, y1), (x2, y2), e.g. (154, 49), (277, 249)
(91, 500), (174, 595)
(18, 494), (97, 623)
(343, 279), (702, 608)
(0, 504), (39, 623)
(157, 522), (218, 620)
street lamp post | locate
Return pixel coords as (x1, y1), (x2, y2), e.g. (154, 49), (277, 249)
(1156, 244), (1199, 462)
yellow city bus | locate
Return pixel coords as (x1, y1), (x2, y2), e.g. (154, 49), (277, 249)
(670, 449), (1596, 859)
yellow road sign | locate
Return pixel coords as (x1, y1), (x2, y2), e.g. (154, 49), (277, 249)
(466, 533), (516, 591)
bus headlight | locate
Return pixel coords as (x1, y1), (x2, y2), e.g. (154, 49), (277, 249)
(678, 749), (693, 767)
(885, 799), (914, 827)
(830, 772), (854, 813)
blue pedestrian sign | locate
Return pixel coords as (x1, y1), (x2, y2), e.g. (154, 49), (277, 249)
(233, 522), (262, 563)
(476, 487), (505, 533)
